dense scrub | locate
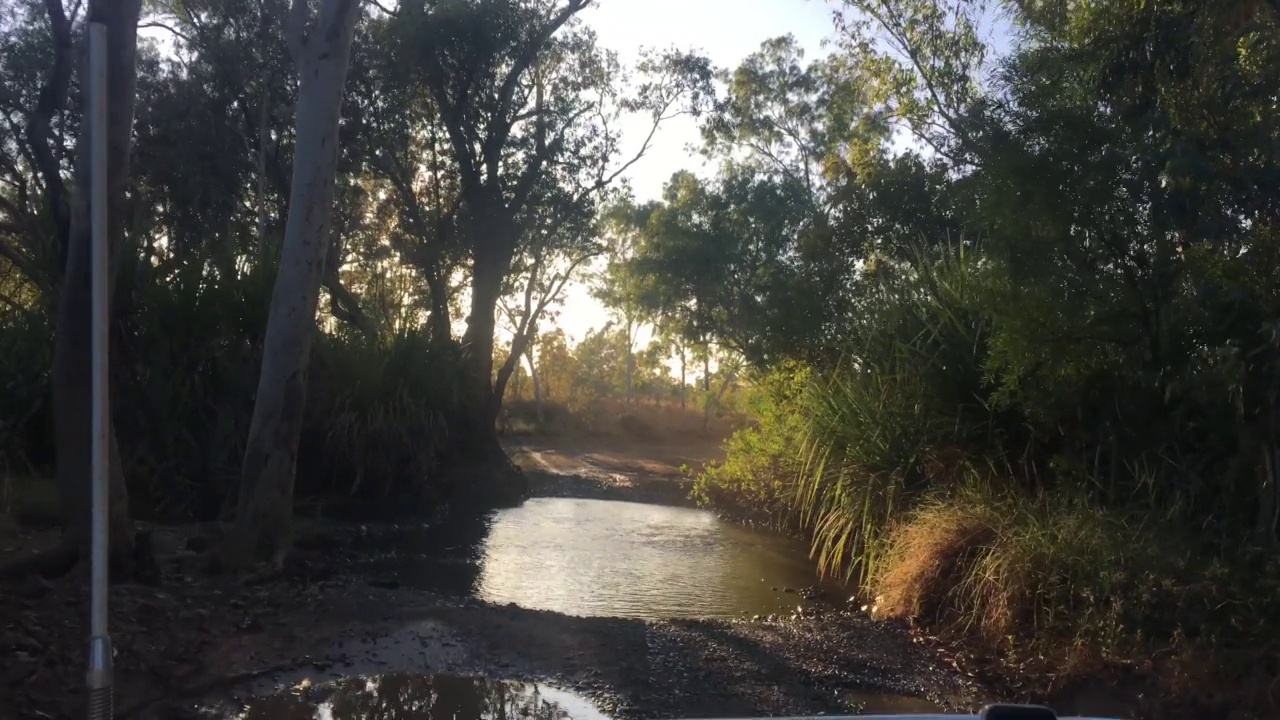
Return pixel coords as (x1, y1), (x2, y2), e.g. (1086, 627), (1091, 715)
(636, 3), (1280, 713)
(1, 300), (472, 522)
(0, 0), (704, 540)
(694, 244), (1280, 715)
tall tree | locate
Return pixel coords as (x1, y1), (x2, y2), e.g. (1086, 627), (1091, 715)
(493, 241), (596, 411)
(345, 14), (465, 343)
(592, 198), (655, 410)
(222, 0), (364, 569)
(394, 0), (712, 449)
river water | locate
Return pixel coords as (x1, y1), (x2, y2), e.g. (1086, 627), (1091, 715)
(223, 495), (952, 720)
(371, 497), (833, 619)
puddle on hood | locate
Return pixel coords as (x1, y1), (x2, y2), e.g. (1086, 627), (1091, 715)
(219, 673), (609, 720)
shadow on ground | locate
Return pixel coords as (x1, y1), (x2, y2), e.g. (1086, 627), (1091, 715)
(408, 600), (985, 718)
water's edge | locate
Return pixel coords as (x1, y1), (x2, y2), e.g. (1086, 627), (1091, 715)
(188, 454), (991, 720)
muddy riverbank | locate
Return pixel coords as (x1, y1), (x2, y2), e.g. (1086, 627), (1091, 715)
(0, 446), (995, 720)
(1, 536), (990, 720)
(191, 594), (988, 720)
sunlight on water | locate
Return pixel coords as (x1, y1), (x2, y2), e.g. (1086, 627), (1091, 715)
(473, 498), (822, 618)
(227, 673), (611, 720)
(222, 671), (951, 719)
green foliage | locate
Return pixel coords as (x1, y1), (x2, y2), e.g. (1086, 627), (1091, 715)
(0, 309), (51, 477)
(1, 0), (718, 527)
(693, 362), (812, 522)
(624, 169), (827, 366)
(301, 331), (466, 512)
(700, 242), (998, 574)
(679, 5), (1280, 699)
(503, 322), (737, 435)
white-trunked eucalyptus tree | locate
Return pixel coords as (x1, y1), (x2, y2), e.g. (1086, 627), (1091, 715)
(221, 0), (364, 569)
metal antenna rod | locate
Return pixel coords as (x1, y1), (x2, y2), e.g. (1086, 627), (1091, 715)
(86, 20), (114, 720)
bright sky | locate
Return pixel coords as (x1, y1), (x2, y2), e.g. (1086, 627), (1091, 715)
(547, 0), (841, 346)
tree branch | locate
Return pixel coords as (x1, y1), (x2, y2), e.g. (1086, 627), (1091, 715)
(26, 0), (74, 265)
(485, 0), (594, 168)
(859, 0), (977, 162)
(510, 104), (593, 210)
(323, 227), (375, 337)
(138, 19), (193, 43)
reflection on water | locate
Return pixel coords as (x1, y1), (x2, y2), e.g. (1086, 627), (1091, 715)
(376, 497), (828, 619)
(230, 674), (609, 720)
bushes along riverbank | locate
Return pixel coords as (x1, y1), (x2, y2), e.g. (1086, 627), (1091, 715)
(694, 245), (1280, 719)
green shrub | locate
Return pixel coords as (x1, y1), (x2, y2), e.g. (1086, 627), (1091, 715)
(0, 474), (60, 527)
(0, 309), (52, 475)
(0, 264), (476, 522)
(693, 361), (812, 524)
(300, 331), (466, 510)
(700, 242), (1003, 578)
(700, 239), (1279, 681)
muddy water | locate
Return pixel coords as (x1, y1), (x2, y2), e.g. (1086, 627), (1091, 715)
(220, 496), (958, 719)
(228, 672), (949, 720)
(367, 497), (834, 619)
(230, 673), (608, 720)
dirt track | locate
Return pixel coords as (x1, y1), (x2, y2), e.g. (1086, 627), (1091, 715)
(511, 442), (700, 507)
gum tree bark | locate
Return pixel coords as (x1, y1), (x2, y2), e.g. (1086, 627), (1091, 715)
(222, 0), (363, 569)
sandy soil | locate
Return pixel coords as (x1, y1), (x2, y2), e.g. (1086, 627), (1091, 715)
(507, 432), (725, 475)
(509, 441), (699, 507)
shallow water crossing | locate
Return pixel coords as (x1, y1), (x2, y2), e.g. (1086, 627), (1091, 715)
(209, 493), (965, 720)
(367, 497), (832, 619)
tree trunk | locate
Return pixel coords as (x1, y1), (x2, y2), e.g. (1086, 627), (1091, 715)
(526, 346), (544, 423)
(492, 321), (533, 411)
(1255, 396), (1280, 545)
(427, 273), (452, 343)
(702, 350), (711, 432)
(222, 0), (362, 570)
(624, 318), (634, 411)
(440, 228), (530, 510)
(448, 232), (516, 472)
(1255, 443), (1278, 544)
(26, 0), (74, 277)
(466, 234), (513, 424)
(679, 344), (687, 411)
(257, 77), (270, 262)
(51, 0), (144, 580)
